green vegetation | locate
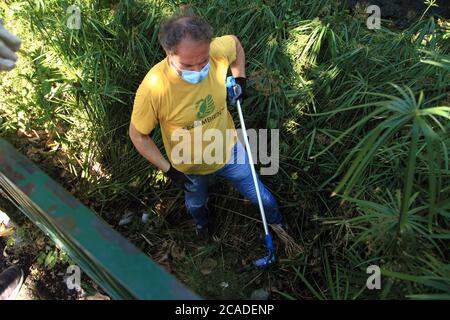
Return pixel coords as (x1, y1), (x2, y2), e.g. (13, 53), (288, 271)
(0, 0), (449, 299)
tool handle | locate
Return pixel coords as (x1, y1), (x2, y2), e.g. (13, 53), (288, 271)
(235, 98), (270, 236)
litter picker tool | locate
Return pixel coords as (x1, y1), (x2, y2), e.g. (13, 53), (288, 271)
(226, 76), (275, 268)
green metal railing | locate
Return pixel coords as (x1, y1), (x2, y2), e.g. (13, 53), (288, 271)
(0, 138), (198, 299)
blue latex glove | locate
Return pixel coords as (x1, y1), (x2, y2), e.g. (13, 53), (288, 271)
(226, 76), (246, 106)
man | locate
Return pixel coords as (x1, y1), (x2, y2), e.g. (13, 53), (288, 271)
(0, 20), (24, 300)
(129, 10), (284, 238)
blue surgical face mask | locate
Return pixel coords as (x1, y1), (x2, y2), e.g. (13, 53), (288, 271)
(170, 58), (210, 84)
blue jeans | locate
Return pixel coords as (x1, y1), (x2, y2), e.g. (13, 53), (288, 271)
(184, 140), (284, 227)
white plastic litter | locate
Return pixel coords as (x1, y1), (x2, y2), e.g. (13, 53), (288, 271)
(118, 210), (134, 226)
(141, 212), (149, 224)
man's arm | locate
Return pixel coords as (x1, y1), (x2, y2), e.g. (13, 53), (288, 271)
(230, 35), (245, 78)
(128, 123), (170, 172)
(129, 123), (192, 190)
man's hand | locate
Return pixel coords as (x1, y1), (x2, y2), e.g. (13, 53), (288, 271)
(165, 165), (192, 191)
(234, 77), (246, 104)
(226, 76), (246, 106)
(0, 20), (21, 72)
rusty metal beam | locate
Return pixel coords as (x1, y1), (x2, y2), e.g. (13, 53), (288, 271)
(0, 138), (198, 300)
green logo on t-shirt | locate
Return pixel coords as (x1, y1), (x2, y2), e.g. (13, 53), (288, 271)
(195, 95), (215, 120)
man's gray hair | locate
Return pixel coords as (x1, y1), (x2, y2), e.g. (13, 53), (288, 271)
(158, 9), (213, 53)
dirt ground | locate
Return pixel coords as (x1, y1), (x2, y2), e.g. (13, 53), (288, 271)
(0, 201), (108, 300)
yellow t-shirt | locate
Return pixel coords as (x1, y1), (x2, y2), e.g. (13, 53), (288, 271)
(131, 35), (238, 175)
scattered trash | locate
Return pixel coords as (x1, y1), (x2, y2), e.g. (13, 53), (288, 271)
(118, 210), (134, 226)
(141, 212), (149, 224)
(250, 288), (270, 300)
(220, 282), (229, 289)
